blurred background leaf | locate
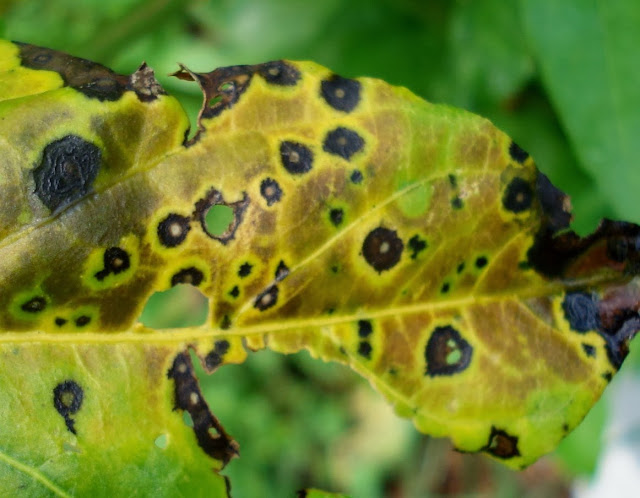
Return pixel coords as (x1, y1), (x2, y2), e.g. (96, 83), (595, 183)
(2, 1), (640, 496)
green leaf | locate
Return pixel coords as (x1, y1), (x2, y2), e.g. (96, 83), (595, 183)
(521, 0), (640, 220)
(0, 39), (639, 493)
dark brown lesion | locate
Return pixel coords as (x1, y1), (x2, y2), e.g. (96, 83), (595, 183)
(482, 426), (520, 459)
(16, 42), (166, 102)
(95, 247), (131, 281)
(172, 60), (300, 145)
(204, 340), (231, 371)
(424, 325), (473, 377)
(193, 188), (249, 245)
(171, 267), (204, 287)
(167, 352), (238, 466)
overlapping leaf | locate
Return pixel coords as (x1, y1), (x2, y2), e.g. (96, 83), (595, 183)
(0, 40), (638, 494)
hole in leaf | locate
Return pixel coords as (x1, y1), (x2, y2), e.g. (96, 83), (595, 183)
(154, 434), (168, 449)
(138, 285), (208, 328)
(208, 95), (223, 107)
(183, 411), (194, 428)
(205, 204), (234, 237)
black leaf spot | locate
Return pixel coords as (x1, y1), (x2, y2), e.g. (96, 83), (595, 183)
(475, 256), (488, 269)
(582, 344), (596, 357)
(55, 317), (67, 326)
(157, 213), (191, 248)
(320, 75), (361, 112)
(95, 247), (131, 281)
(483, 427), (520, 459)
(75, 315), (91, 327)
(451, 196), (463, 209)
(408, 235), (427, 259)
(260, 177), (283, 206)
(358, 341), (372, 359)
(53, 380), (84, 434)
(171, 267), (204, 287)
(362, 227), (404, 273)
(205, 340), (231, 370)
(275, 261), (289, 281)
(509, 141), (529, 163)
(323, 127), (364, 160)
(350, 169), (363, 184)
(257, 61), (301, 86)
(238, 262), (252, 277)
(21, 296), (46, 313)
(425, 325), (473, 376)
(254, 285), (279, 311)
(33, 135), (101, 213)
(503, 177), (533, 213)
(358, 320), (373, 338)
(229, 286), (240, 298)
(168, 352), (238, 465)
(329, 208), (344, 226)
(280, 141), (314, 174)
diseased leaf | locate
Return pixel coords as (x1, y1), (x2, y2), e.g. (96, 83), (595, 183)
(0, 40), (639, 493)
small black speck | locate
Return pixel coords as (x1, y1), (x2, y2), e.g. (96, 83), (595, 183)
(475, 256), (488, 269)
(358, 320), (373, 338)
(582, 344), (596, 357)
(329, 208), (344, 226)
(21, 296), (47, 313)
(358, 341), (372, 359)
(509, 141), (529, 163)
(75, 316), (91, 327)
(55, 317), (67, 327)
(238, 262), (252, 277)
(275, 260), (290, 281)
(408, 235), (427, 259)
(451, 197), (463, 209)
(220, 315), (231, 330)
(441, 282), (450, 293)
(448, 174), (457, 188)
(229, 286), (240, 298)
(457, 262), (465, 274)
(350, 170), (363, 184)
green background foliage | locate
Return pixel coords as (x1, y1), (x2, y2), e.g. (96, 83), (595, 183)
(2, 0), (639, 496)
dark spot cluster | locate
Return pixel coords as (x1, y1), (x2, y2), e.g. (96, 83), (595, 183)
(171, 267), (204, 287)
(323, 127), (364, 160)
(256, 60), (301, 86)
(168, 352), (238, 466)
(260, 178), (283, 206)
(503, 177), (533, 214)
(194, 189), (250, 245)
(254, 285), (279, 311)
(275, 260), (289, 281)
(329, 208), (344, 226)
(357, 319), (373, 359)
(280, 141), (314, 175)
(53, 380), (84, 435)
(157, 213), (191, 248)
(320, 74), (361, 112)
(483, 426), (520, 459)
(21, 296), (46, 313)
(205, 340), (231, 370)
(95, 247), (131, 281)
(424, 325), (473, 377)
(408, 235), (427, 260)
(33, 135), (101, 213)
(362, 227), (404, 273)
